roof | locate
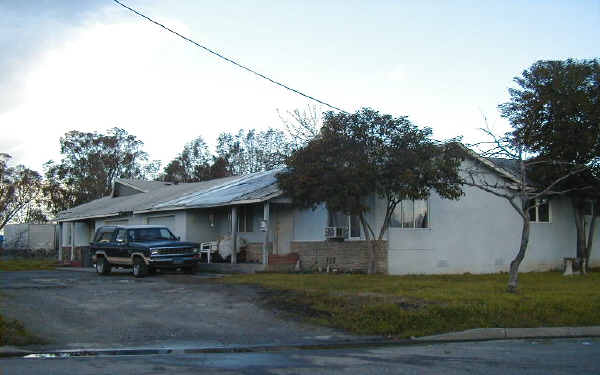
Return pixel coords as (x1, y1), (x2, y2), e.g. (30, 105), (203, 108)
(57, 169), (284, 222)
(115, 179), (174, 193)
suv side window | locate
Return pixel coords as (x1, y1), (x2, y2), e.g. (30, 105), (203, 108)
(95, 230), (114, 243)
(115, 229), (127, 243)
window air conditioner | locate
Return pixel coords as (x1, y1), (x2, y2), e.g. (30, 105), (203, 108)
(324, 226), (349, 239)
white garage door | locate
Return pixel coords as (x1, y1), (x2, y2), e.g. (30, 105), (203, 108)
(104, 219), (129, 226)
(147, 215), (176, 233)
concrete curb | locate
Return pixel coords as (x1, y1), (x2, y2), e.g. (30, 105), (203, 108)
(2, 327), (599, 359)
(415, 326), (600, 342)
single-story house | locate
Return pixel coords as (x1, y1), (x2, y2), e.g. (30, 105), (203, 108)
(55, 154), (600, 273)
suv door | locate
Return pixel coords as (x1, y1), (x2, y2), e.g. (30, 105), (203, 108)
(113, 228), (129, 263)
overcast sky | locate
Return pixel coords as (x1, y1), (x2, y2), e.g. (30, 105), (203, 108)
(1, 0), (599, 172)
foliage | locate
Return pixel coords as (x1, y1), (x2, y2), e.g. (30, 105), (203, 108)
(500, 58), (600, 265)
(277, 108), (463, 273)
(160, 137), (215, 183)
(43, 128), (159, 214)
(0, 155), (44, 231)
(222, 272), (600, 337)
(501, 59), (600, 166)
(216, 128), (292, 176)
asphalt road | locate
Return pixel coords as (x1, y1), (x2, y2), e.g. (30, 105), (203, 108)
(2, 338), (599, 374)
(0, 269), (353, 350)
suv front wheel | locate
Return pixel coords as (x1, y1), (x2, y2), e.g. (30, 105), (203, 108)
(132, 257), (147, 278)
(96, 256), (112, 275)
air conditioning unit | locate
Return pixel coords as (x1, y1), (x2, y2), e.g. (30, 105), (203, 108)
(324, 226), (349, 239)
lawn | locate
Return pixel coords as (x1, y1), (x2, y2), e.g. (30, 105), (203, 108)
(221, 272), (600, 338)
(0, 259), (57, 272)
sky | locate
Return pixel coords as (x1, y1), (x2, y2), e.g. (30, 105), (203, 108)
(1, 0), (599, 173)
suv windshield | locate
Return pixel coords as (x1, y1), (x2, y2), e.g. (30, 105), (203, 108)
(129, 228), (176, 242)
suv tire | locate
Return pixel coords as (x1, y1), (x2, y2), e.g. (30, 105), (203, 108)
(132, 257), (147, 278)
(96, 256), (112, 275)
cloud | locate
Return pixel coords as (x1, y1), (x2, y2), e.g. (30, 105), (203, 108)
(0, 0), (112, 113)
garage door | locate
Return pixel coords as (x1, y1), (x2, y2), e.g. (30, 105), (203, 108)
(147, 215), (176, 233)
(104, 219), (129, 226)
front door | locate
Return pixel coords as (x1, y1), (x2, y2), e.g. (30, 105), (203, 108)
(274, 206), (293, 254)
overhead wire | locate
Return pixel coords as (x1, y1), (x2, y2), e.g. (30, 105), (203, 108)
(112, 0), (348, 113)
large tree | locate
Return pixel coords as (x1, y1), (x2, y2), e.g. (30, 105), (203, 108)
(44, 128), (158, 214)
(277, 108), (463, 274)
(216, 128), (292, 176)
(0, 154), (44, 231)
(501, 58), (600, 268)
(160, 137), (233, 183)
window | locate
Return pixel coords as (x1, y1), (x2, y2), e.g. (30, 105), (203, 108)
(528, 199), (550, 222)
(327, 210), (361, 238)
(115, 229), (127, 242)
(95, 230), (113, 243)
(237, 206), (254, 233)
(132, 228), (176, 241)
(390, 199), (429, 229)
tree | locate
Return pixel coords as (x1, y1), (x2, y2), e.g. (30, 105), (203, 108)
(44, 128), (158, 214)
(161, 137), (212, 183)
(501, 58), (600, 269)
(216, 128), (292, 176)
(0, 154), (43, 231)
(277, 108), (463, 274)
(463, 126), (592, 292)
(278, 104), (323, 149)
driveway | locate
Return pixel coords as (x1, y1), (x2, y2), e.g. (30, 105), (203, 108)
(0, 269), (354, 350)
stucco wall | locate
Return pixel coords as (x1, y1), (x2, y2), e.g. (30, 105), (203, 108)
(5, 223), (57, 249)
(385, 160), (597, 274)
(61, 222), (93, 248)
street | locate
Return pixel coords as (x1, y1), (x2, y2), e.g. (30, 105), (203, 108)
(2, 338), (599, 374)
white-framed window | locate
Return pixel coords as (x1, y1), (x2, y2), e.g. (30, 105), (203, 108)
(528, 199), (550, 223)
(237, 206), (254, 233)
(390, 199), (429, 229)
(327, 210), (361, 239)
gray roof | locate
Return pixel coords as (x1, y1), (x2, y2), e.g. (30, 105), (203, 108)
(57, 169), (284, 222)
(116, 179), (174, 192)
(488, 158), (521, 179)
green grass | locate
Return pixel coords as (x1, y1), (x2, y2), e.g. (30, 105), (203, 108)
(0, 315), (43, 347)
(0, 259), (57, 272)
(221, 272), (600, 338)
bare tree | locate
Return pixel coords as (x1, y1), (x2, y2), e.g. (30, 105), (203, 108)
(0, 155), (43, 232)
(278, 104), (323, 149)
(463, 127), (591, 292)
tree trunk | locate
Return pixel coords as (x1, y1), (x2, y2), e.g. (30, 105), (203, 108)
(359, 213), (376, 274)
(585, 212), (597, 272)
(572, 197), (586, 259)
(507, 216), (530, 293)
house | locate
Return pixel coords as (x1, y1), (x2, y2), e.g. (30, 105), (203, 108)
(55, 156), (600, 273)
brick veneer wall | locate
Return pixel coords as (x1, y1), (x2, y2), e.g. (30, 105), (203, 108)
(291, 240), (388, 274)
(61, 246), (92, 266)
(244, 242), (273, 263)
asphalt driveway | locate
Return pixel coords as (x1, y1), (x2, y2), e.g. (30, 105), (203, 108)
(0, 269), (354, 350)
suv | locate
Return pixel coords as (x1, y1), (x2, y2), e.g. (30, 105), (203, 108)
(92, 225), (201, 277)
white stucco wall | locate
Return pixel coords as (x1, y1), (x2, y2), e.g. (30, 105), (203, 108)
(61, 222), (93, 247)
(385, 161), (593, 275)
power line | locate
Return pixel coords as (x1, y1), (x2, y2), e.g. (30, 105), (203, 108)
(112, 0), (348, 113)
